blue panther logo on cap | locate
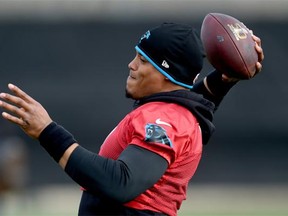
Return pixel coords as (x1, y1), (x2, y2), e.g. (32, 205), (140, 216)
(144, 123), (173, 147)
(139, 30), (151, 43)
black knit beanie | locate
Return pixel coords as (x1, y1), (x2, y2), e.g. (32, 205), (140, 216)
(136, 22), (205, 89)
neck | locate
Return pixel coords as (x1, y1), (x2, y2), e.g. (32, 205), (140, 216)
(160, 82), (189, 92)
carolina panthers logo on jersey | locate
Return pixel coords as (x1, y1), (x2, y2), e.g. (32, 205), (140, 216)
(144, 123), (173, 147)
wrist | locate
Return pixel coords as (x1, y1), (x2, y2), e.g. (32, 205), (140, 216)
(38, 122), (77, 162)
(205, 70), (238, 97)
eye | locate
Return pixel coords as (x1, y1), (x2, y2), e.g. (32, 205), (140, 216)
(140, 56), (148, 63)
(136, 52), (148, 63)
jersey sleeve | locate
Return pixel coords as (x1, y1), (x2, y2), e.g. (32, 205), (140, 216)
(127, 106), (183, 165)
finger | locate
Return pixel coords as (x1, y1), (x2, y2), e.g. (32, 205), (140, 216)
(0, 99), (26, 118)
(251, 35), (264, 61)
(255, 62), (262, 73)
(255, 44), (264, 61)
(0, 92), (31, 111)
(2, 111), (25, 127)
(252, 35), (261, 46)
(7, 83), (35, 103)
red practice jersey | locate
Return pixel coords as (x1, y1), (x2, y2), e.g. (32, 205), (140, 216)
(99, 101), (203, 216)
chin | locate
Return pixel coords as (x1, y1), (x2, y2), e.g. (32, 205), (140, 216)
(125, 89), (142, 100)
(125, 89), (134, 99)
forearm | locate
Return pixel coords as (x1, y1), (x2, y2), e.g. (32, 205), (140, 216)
(64, 146), (134, 202)
(65, 145), (167, 203)
(59, 143), (79, 169)
(38, 122), (167, 203)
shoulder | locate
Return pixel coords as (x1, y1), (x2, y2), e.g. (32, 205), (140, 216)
(133, 101), (192, 115)
(129, 101), (198, 130)
(127, 101), (201, 164)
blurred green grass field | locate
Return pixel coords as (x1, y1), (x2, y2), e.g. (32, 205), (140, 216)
(1, 184), (288, 216)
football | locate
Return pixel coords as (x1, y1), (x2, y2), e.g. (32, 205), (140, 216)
(200, 13), (258, 79)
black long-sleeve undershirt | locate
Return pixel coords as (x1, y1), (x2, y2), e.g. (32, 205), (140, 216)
(65, 144), (168, 203)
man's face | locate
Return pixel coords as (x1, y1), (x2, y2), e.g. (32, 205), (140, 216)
(126, 52), (166, 100)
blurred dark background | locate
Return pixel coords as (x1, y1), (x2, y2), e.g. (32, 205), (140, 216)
(0, 1), (287, 188)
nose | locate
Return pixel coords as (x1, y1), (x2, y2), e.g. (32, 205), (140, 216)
(128, 56), (137, 70)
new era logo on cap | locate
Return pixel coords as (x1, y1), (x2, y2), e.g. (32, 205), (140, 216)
(162, 60), (169, 68)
